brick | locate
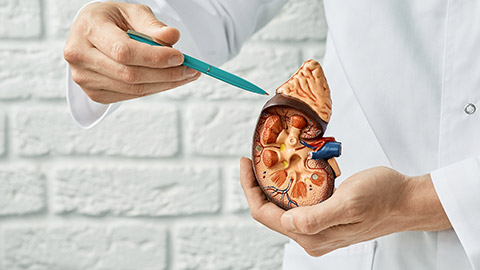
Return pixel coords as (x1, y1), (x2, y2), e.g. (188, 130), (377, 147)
(0, 165), (45, 215)
(13, 106), (179, 157)
(0, 48), (65, 100)
(251, 0), (327, 41)
(0, 0), (41, 38)
(0, 112), (4, 156)
(185, 103), (261, 157)
(47, 0), (91, 38)
(99, 225), (167, 270)
(224, 165), (249, 213)
(155, 46), (301, 101)
(3, 225), (167, 270)
(174, 221), (288, 270)
(53, 165), (220, 216)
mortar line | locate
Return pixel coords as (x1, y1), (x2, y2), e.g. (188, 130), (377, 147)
(3, 109), (11, 161)
(0, 223), (4, 270)
(39, 0), (46, 39)
(0, 111), (6, 161)
(176, 104), (185, 161)
(0, 212), (252, 225)
(166, 227), (173, 270)
(43, 161), (54, 220)
(218, 165), (226, 214)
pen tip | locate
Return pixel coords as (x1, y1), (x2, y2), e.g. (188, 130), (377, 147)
(264, 92), (270, 96)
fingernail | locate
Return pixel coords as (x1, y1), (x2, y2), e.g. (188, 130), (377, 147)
(169, 55), (183, 66)
(283, 213), (296, 232)
(184, 67), (197, 77)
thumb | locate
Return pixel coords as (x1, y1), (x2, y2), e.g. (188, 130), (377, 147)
(280, 198), (343, 235)
(125, 4), (181, 46)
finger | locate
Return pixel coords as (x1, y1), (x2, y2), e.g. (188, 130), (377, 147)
(80, 48), (199, 84)
(304, 223), (370, 257)
(72, 66), (200, 98)
(306, 245), (342, 257)
(120, 3), (181, 46)
(240, 157), (270, 206)
(87, 20), (184, 68)
(281, 196), (348, 235)
(82, 88), (141, 104)
(104, 72), (201, 95)
(240, 157), (297, 238)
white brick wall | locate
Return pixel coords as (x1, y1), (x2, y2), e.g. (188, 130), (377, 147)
(0, 48), (65, 99)
(0, 0), (42, 38)
(0, 0), (327, 269)
(13, 107), (179, 157)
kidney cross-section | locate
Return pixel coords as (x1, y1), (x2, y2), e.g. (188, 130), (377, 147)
(251, 60), (342, 210)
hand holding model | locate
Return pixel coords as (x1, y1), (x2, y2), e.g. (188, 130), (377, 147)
(241, 159), (451, 257)
(64, 2), (200, 104)
(243, 60), (451, 257)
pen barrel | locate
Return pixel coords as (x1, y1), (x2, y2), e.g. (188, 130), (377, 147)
(127, 30), (267, 95)
(183, 55), (210, 74)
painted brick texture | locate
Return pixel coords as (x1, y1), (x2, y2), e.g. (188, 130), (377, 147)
(0, 165), (45, 215)
(174, 223), (287, 270)
(13, 106), (179, 157)
(0, 0), (42, 38)
(3, 225), (167, 270)
(53, 165), (220, 216)
(0, 0), (327, 269)
(0, 48), (65, 100)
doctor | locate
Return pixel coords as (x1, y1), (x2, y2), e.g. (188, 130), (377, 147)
(64, 1), (480, 269)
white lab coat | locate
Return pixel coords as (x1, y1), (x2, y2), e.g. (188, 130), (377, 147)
(67, 0), (480, 269)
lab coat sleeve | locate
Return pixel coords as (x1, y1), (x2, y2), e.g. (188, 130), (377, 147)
(66, 0), (287, 128)
(431, 156), (480, 269)
(66, 0), (116, 129)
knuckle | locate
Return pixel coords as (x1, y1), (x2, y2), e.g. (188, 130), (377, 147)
(343, 199), (364, 220)
(63, 45), (83, 64)
(304, 249), (320, 257)
(167, 68), (180, 81)
(111, 41), (132, 64)
(151, 53), (166, 67)
(147, 18), (162, 28)
(135, 4), (152, 13)
(84, 90), (104, 104)
(250, 209), (261, 222)
(83, 21), (94, 37)
(70, 69), (88, 85)
(119, 66), (138, 83)
(82, 11), (103, 34)
(128, 83), (146, 95)
(297, 215), (317, 234)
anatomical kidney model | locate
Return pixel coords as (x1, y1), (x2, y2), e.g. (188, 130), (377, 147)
(252, 60), (341, 210)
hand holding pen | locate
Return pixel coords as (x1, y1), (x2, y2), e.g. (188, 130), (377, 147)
(127, 30), (268, 95)
(64, 2), (201, 104)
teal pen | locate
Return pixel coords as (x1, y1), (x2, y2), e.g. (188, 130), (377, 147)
(126, 30), (268, 96)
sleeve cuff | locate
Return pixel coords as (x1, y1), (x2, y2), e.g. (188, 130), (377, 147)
(65, 0), (121, 129)
(431, 156), (480, 268)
